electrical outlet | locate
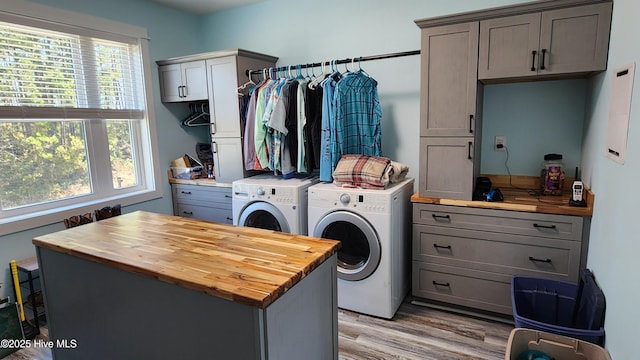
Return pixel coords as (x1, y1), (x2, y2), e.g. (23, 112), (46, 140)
(495, 135), (506, 151)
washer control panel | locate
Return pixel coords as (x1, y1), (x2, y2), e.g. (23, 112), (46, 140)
(314, 190), (391, 213)
(249, 185), (296, 204)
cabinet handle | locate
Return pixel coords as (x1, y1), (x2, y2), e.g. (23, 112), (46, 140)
(531, 50), (537, 71)
(433, 244), (452, 250)
(226, 217), (233, 221)
(533, 223), (556, 230)
(181, 191), (192, 195)
(431, 214), (451, 221)
(540, 49), (547, 70)
(529, 256), (552, 263)
(182, 85), (188, 98)
(468, 114), (474, 134)
(224, 194), (232, 198)
(211, 121), (216, 135)
(212, 141), (218, 154)
(432, 281), (451, 287)
(178, 85), (185, 98)
(467, 141), (473, 160)
(182, 211), (193, 215)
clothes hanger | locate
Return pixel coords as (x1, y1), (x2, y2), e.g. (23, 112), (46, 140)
(181, 102), (209, 127)
(309, 60), (327, 89)
(237, 70), (256, 95)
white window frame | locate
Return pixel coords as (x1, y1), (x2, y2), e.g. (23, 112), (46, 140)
(0, 0), (161, 236)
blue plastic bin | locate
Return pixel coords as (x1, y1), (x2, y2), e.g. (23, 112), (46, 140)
(511, 272), (605, 346)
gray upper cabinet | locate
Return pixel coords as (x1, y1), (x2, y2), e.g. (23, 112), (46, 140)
(420, 22), (479, 137)
(158, 60), (208, 102)
(479, 3), (612, 80)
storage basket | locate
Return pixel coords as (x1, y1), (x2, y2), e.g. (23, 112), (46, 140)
(505, 328), (611, 360)
(511, 270), (605, 345)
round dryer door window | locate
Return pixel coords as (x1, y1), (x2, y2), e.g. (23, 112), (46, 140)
(238, 202), (290, 233)
(313, 211), (381, 281)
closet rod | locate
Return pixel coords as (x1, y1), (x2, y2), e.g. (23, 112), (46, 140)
(245, 49), (421, 77)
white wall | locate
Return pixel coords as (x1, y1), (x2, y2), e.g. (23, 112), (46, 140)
(581, 0), (640, 357)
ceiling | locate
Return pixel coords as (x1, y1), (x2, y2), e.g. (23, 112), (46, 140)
(150, 0), (265, 15)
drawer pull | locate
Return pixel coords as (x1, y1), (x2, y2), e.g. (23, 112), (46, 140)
(533, 223), (556, 230)
(531, 50), (537, 71)
(432, 281), (451, 287)
(529, 256), (552, 263)
(224, 195), (232, 198)
(182, 211), (193, 215)
(433, 244), (452, 250)
(181, 191), (192, 195)
(431, 214), (451, 221)
(226, 217), (233, 221)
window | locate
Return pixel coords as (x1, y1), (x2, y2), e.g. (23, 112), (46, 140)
(0, 3), (160, 235)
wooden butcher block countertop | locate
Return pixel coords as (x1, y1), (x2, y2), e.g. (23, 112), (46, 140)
(32, 211), (340, 309)
(412, 175), (595, 217)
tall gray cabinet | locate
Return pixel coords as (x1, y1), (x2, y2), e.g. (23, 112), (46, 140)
(157, 49), (278, 184)
(418, 22), (482, 200)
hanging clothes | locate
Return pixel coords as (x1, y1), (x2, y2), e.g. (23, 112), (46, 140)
(243, 90), (258, 170)
(254, 78), (277, 169)
(296, 78), (308, 173)
(319, 72), (341, 182)
(304, 82), (323, 172)
(331, 70), (382, 173)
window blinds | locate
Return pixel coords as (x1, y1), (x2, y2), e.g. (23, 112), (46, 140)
(0, 17), (145, 120)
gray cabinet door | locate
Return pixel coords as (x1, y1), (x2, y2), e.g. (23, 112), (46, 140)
(539, 3), (612, 75)
(418, 137), (475, 200)
(207, 56), (242, 138)
(419, 22), (479, 137)
(212, 137), (245, 184)
(479, 3), (612, 80)
(478, 13), (541, 79)
(159, 61), (208, 102)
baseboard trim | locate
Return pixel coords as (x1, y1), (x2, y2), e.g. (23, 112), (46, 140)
(410, 299), (515, 325)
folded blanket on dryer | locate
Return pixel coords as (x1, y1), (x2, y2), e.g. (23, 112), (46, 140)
(332, 154), (391, 189)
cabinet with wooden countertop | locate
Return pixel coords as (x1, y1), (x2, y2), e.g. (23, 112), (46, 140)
(33, 211), (340, 359)
(411, 180), (593, 315)
(169, 173), (234, 223)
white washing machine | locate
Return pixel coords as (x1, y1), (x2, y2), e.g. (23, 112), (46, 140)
(232, 174), (319, 235)
(307, 178), (414, 319)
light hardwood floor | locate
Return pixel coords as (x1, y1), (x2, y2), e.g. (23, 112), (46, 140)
(6, 299), (514, 359)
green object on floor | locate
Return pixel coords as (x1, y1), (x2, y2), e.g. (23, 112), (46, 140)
(0, 299), (25, 359)
(516, 349), (553, 360)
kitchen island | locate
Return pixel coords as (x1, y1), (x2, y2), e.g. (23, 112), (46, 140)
(33, 211), (340, 360)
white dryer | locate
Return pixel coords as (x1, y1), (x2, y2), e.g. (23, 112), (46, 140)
(307, 178), (414, 319)
(232, 174), (319, 235)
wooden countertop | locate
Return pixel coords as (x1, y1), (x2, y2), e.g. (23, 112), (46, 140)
(32, 211), (340, 309)
(168, 171), (232, 187)
(411, 175), (594, 217)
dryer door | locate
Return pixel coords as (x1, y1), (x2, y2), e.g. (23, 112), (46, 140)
(313, 211), (381, 281)
(238, 202), (291, 233)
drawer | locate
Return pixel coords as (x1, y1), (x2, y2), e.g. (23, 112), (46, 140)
(175, 203), (233, 224)
(172, 184), (232, 204)
(413, 224), (580, 281)
(412, 261), (512, 315)
(413, 203), (583, 241)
